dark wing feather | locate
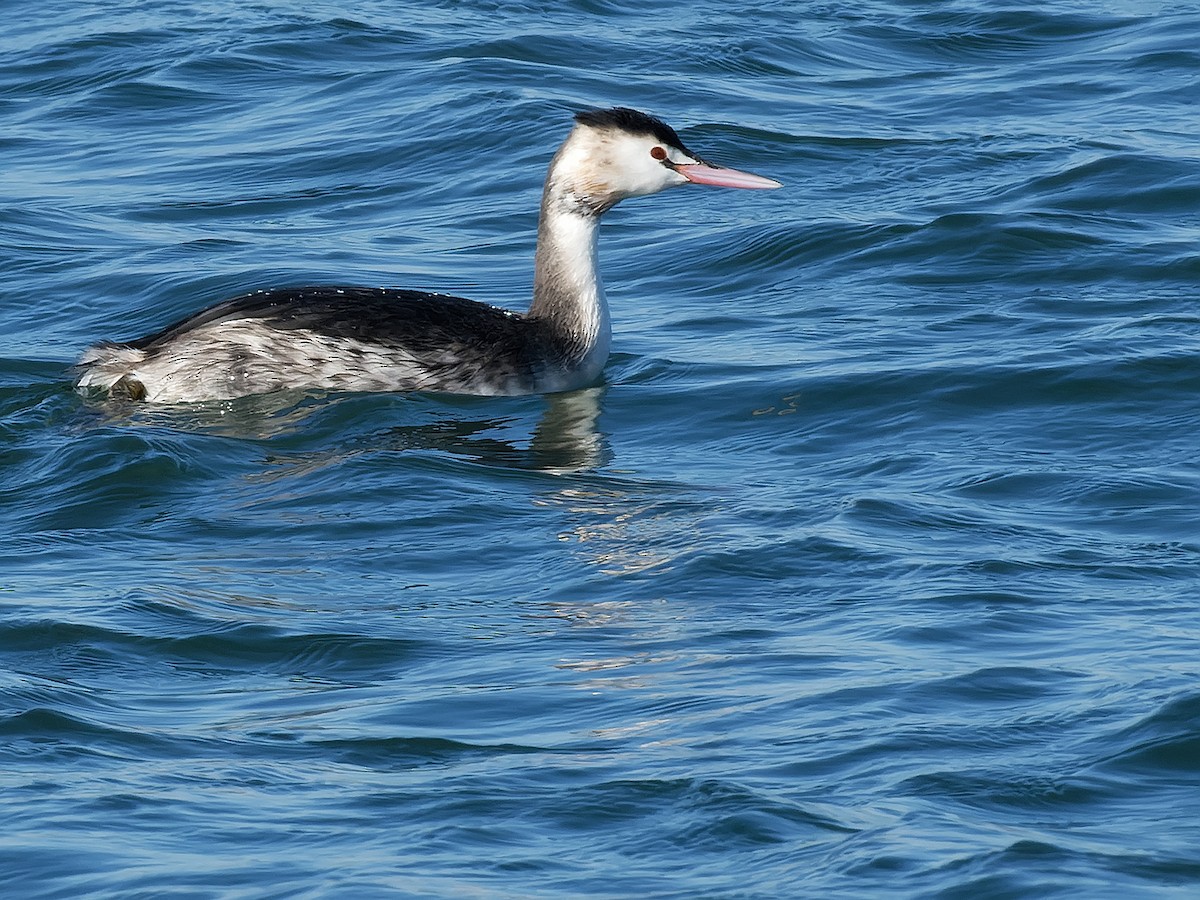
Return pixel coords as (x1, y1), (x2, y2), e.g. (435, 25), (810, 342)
(130, 286), (532, 354)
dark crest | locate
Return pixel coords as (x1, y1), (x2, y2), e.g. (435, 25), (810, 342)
(574, 107), (690, 153)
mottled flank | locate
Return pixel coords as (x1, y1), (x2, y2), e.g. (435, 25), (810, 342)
(76, 287), (565, 401)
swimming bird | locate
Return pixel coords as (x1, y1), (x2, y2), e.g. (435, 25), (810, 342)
(75, 107), (780, 403)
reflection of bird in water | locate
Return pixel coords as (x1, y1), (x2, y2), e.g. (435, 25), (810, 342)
(381, 389), (609, 473)
(76, 108), (779, 403)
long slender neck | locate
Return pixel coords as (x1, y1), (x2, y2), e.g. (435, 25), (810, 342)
(526, 167), (610, 373)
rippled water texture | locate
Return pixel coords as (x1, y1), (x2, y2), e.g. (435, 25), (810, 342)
(3, 1), (1200, 896)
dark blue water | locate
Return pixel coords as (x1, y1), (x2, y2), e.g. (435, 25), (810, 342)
(3, 1), (1200, 896)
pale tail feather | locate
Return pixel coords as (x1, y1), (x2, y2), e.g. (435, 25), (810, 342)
(74, 343), (148, 397)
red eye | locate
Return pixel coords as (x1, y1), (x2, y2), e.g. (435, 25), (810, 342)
(650, 146), (667, 160)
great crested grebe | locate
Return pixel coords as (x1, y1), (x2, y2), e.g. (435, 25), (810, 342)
(76, 107), (780, 403)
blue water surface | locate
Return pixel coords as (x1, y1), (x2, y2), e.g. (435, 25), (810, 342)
(3, 0), (1200, 896)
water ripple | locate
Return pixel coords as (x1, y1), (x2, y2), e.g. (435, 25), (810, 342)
(3, 0), (1200, 896)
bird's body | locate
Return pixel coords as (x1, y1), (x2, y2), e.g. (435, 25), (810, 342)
(75, 107), (779, 403)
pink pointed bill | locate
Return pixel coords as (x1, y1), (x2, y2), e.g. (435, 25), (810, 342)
(676, 162), (782, 190)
